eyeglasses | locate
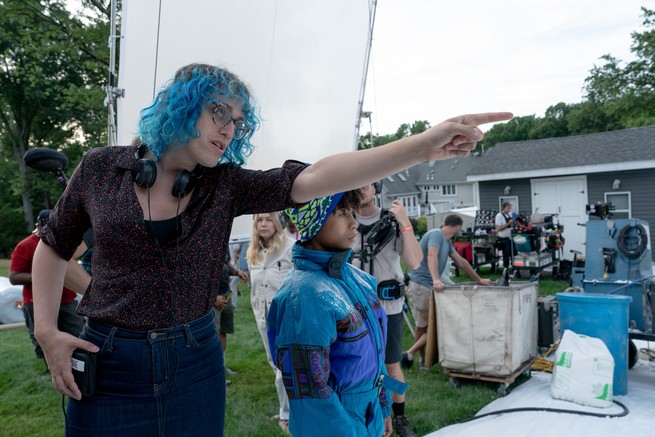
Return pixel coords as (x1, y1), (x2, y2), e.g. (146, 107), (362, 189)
(210, 101), (251, 141)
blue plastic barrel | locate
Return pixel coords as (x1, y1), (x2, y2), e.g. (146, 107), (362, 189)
(556, 292), (632, 395)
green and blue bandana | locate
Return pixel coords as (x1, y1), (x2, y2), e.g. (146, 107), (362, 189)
(285, 192), (345, 242)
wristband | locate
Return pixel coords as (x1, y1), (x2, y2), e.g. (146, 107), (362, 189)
(400, 225), (413, 233)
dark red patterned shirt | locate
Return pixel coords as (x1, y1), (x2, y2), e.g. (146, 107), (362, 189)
(41, 145), (306, 330)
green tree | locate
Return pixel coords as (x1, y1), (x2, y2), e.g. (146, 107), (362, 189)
(478, 115), (538, 150)
(412, 216), (427, 240)
(529, 102), (572, 139)
(358, 120), (430, 150)
(582, 6), (655, 128)
(0, 0), (110, 243)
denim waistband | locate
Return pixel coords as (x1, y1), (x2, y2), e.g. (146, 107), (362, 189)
(86, 311), (215, 341)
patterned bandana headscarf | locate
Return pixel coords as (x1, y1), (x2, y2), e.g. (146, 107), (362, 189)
(285, 192), (345, 242)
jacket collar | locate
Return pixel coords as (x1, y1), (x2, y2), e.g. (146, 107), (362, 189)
(292, 243), (352, 280)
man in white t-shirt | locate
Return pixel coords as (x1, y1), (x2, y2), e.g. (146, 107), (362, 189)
(495, 202), (514, 269)
(352, 183), (423, 437)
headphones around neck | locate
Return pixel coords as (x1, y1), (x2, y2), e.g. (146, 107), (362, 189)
(133, 144), (205, 198)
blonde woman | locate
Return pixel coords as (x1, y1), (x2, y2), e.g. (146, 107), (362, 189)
(247, 212), (294, 432)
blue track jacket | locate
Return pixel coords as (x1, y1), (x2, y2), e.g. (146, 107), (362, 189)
(267, 244), (390, 436)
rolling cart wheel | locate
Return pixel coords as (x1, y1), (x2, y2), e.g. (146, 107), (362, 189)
(629, 340), (638, 369)
(449, 377), (461, 389)
(496, 383), (509, 396)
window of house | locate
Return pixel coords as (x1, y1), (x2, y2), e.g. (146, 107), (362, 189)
(442, 184), (456, 196)
(604, 192), (631, 219)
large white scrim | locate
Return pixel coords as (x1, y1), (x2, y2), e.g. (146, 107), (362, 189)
(117, 0), (375, 235)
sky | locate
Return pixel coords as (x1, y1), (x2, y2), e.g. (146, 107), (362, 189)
(363, 0), (649, 136)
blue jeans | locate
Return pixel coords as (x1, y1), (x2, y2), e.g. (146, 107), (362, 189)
(66, 311), (225, 437)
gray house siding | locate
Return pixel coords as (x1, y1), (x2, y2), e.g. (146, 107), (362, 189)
(479, 169), (655, 259)
(478, 180), (533, 215)
(587, 169), (655, 224)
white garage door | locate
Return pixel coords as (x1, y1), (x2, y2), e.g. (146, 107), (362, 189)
(531, 176), (588, 260)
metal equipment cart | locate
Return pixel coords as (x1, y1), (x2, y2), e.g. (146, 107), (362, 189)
(511, 216), (563, 277)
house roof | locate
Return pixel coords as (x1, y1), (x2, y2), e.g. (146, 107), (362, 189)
(381, 162), (425, 196)
(416, 155), (481, 185)
(380, 155), (483, 197)
(468, 125), (655, 181)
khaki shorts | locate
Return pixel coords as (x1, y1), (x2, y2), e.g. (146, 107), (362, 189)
(407, 281), (433, 329)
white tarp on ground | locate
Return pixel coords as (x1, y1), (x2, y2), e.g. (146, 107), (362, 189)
(427, 344), (655, 437)
(118, 0), (374, 236)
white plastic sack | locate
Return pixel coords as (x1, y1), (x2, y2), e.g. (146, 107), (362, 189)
(551, 329), (614, 408)
(0, 285), (25, 324)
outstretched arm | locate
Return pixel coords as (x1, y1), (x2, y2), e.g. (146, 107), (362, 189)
(451, 252), (491, 285)
(291, 112), (512, 203)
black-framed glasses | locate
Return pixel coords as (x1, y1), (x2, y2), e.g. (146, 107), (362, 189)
(210, 101), (250, 141)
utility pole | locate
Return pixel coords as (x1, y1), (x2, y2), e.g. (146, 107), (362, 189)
(105, 0), (125, 147)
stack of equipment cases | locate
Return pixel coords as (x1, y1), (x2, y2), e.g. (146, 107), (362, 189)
(435, 282), (538, 376)
(471, 209), (499, 271)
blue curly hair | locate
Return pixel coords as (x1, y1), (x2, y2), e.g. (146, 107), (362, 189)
(137, 64), (260, 166)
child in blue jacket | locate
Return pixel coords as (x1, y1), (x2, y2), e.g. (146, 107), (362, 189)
(268, 190), (405, 437)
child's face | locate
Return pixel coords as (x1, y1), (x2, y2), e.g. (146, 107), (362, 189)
(306, 206), (358, 252)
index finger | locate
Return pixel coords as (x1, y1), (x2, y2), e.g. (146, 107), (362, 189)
(447, 112), (513, 127)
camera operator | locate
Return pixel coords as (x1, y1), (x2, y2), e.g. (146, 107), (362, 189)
(352, 183), (422, 437)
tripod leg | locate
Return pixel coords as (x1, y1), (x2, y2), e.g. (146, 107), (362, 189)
(402, 305), (415, 338)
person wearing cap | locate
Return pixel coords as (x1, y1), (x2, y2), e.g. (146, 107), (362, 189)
(9, 210), (87, 363)
(267, 190), (403, 437)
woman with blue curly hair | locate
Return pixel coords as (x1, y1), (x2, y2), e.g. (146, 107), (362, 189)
(31, 62), (511, 435)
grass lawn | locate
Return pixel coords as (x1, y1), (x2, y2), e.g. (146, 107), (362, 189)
(0, 259), (570, 436)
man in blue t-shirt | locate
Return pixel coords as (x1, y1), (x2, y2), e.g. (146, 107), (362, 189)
(402, 214), (490, 369)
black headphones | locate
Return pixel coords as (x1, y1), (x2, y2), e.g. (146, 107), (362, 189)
(373, 181), (382, 195)
(133, 144), (205, 198)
